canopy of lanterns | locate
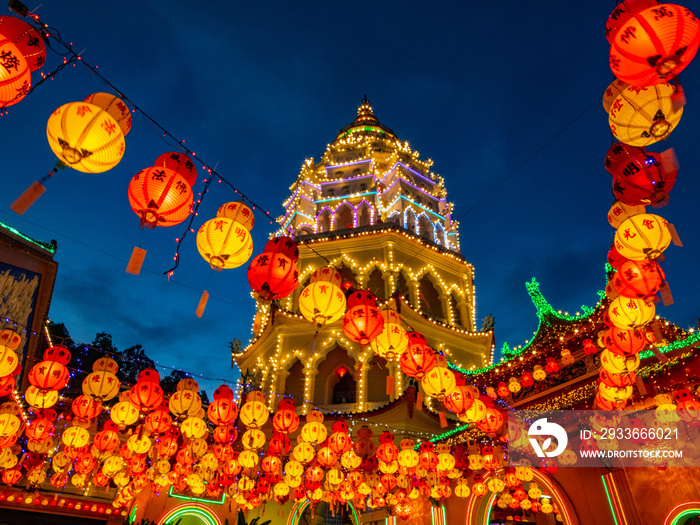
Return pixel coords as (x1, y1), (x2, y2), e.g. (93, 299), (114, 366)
(0, 337), (572, 521)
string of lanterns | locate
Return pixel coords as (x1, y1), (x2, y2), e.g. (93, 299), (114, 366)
(596, 0), (698, 411)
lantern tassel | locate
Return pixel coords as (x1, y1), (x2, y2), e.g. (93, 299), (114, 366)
(195, 290), (209, 318)
(126, 247), (147, 275)
(10, 162), (65, 215)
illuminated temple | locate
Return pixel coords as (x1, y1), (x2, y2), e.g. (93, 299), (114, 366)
(1, 100), (700, 525)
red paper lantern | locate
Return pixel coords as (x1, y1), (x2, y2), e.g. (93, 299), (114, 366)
(25, 418), (53, 441)
(399, 332), (436, 379)
(71, 395), (102, 421)
(247, 252), (299, 301)
(43, 345), (71, 365)
(144, 407), (172, 434)
(207, 398), (239, 426)
(28, 360), (69, 391)
(154, 151), (197, 186)
(265, 236), (299, 262)
(0, 16), (46, 71)
(602, 326), (647, 357)
(93, 428), (120, 452)
(213, 384), (235, 401)
(0, 37), (30, 107)
(128, 381), (163, 413)
(128, 166), (193, 227)
(343, 296), (384, 345)
(443, 385), (475, 416)
(272, 408), (300, 435)
(606, 143), (676, 206)
(609, 4), (700, 87)
(612, 259), (665, 300)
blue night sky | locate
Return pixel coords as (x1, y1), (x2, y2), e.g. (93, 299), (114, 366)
(2, 1), (699, 394)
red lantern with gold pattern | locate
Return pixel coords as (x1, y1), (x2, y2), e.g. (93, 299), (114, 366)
(28, 360), (69, 391)
(247, 245), (299, 301)
(612, 259), (665, 300)
(343, 291), (384, 345)
(609, 3), (700, 87)
(71, 395), (102, 421)
(128, 167), (193, 228)
(272, 407), (300, 435)
(129, 381), (163, 413)
(399, 332), (436, 379)
(602, 326), (647, 357)
(207, 398), (239, 426)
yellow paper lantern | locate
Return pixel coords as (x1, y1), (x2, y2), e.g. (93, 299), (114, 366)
(239, 399), (269, 429)
(605, 81), (683, 146)
(47, 100), (126, 172)
(242, 428), (267, 450)
(600, 349), (640, 375)
(181, 416), (207, 439)
(0, 412), (19, 437)
(62, 425), (90, 448)
(370, 309), (409, 361)
(293, 442), (316, 463)
(299, 281), (347, 326)
(608, 201), (646, 229)
(0, 346), (19, 376)
(82, 370), (120, 401)
(24, 385), (59, 408)
(127, 434), (152, 454)
(216, 201), (255, 231)
(196, 217), (253, 270)
(300, 421), (327, 445)
(421, 366), (456, 401)
(238, 450), (259, 469)
(110, 401), (139, 428)
(608, 296), (655, 329)
(83, 92), (132, 135)
(169, 389), (201, 418)
(614, 213), (673, 260)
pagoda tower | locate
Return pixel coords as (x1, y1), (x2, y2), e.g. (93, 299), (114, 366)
(235, 98), (493, 422)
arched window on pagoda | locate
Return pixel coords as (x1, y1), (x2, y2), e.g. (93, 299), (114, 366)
(318, 208), (332, 233)
(357, 201), (372, 227)
(387, 212), (401, 226)
(404, 208), (416, 233)
(367, 355), (390, 404)
(334, 202), (354, 230)
(450, 293), (463, 327)
(418, 214), (434, 243)
(419, 274), (443, 320)
(368, 267), (386, 301)
(283, 359), (305, 408)
(435, 223), (446, 246)
(332, 371), (356, 405)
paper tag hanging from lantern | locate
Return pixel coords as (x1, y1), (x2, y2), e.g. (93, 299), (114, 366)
(439, 411), (447, 428)
(10, 181), (45, 215)
(667, 222), (683, 247)
(416, 392), (423, 411)
(659, 282), (674, 306)
(195, 290), (209, 318)
(126, 247), (147, 275)
(386, 376), (394, 397)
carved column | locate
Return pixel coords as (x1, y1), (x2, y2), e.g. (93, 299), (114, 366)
(439, 293), (451, 323)
(302, 368), (318, 414)
(408, 281), (420, 310)
(457, 300), (471, 330)
(357, 362), (371, 411)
